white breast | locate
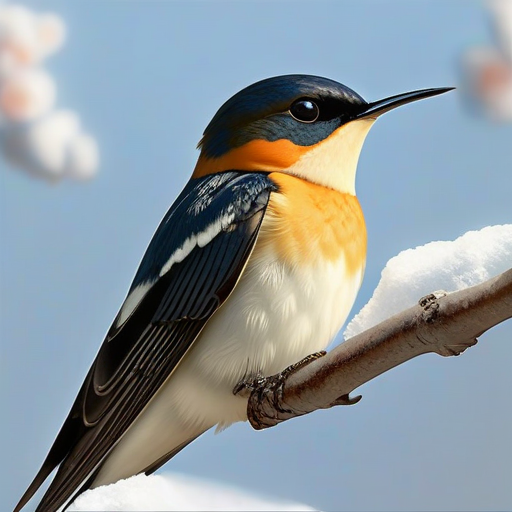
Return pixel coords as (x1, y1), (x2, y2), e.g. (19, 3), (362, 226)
(162, 233), (365, 429)
(94, 221), (364, 485)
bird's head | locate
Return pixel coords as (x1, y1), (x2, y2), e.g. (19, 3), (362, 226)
(193, 75), (452, 194)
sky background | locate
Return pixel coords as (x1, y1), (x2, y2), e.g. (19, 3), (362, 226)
(1, 1), (511, 511)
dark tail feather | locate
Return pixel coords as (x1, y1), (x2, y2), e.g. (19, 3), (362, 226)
(34, 464), (100, 512)
(14, 464), (55, 512)
(32, 433), (204, 512)
(143, 433), (203, 475)
(14, 416), (82, 512)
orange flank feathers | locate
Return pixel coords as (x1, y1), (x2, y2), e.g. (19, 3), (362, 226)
(193, 139), (310, 178)
(262, 172), (367, 272)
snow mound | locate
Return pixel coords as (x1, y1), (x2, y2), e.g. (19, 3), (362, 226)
(344, 225), (512, 339)
(68, 473), (317, 512)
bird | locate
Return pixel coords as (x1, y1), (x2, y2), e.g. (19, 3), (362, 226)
(14, 74), (452, 512)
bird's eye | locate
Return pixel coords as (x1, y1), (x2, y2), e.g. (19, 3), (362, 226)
(289, 99), (320, 123)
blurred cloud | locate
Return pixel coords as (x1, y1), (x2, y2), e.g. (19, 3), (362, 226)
(462, 0), (512, 121)
(0, 3), (99, 181)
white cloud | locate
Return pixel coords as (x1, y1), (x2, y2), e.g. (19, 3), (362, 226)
(0, 67), (55, 122)
(68, 473), (317, 512)
(0, 3), (98, 182)
(0, 4), (65, 68)
(461, 0), (512, 121)
(462, 47), (512, 120)
(344, 225), (512, 339)
(489, 0), (512, 62)
(27, 110), (80, 176)
(1, 110), (99, 180)
(67, 132), (100, 180)
(35, 13), (66, 60)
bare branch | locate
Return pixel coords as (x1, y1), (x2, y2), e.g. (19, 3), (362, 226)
(246, 268), (512, 430)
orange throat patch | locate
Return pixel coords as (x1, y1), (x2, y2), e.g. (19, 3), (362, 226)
(261, 172), (367, 272)
(192, 139), (310, 178)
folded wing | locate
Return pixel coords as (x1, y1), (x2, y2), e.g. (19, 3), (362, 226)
(15, 171), (276, 512)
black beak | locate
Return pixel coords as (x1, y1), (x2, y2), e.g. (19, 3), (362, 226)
(356, 87), (455, 119)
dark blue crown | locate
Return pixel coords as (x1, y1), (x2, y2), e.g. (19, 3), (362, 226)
(199, 75), (368, 158)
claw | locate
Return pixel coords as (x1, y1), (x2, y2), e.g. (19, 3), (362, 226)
(280, 350), (327, 379)
(233, 351), (327, 398)
(233, 372), (265, 397)
(331, 393), (362, 406)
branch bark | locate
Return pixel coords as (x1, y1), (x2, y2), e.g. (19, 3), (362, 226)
(246, 268), (512, 430)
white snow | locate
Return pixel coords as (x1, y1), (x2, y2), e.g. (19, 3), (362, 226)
(0, 4), (99, 181)
(68, 473), (317, 512)
(344, 225), (512, 339)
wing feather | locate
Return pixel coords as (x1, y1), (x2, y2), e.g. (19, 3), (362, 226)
(14, 172), (277, 512)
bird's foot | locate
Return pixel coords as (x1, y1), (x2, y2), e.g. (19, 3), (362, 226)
(233, 372), (267, 398)
(279, 350), (327, 379)
(233, 351), (327, 398)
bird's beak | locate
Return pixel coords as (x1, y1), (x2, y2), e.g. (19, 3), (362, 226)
(356, 87), (455, 120)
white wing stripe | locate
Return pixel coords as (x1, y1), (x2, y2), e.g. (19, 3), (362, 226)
(116, 211), (237, 329)
(159, 212), (235, 276)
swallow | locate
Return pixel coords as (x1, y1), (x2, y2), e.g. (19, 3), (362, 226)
(14, 74), (452, 512)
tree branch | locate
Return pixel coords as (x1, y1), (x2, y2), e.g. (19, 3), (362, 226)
(246, 268), (512, 430)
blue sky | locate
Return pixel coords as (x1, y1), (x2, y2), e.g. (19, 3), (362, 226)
(2, 1), (511, 510)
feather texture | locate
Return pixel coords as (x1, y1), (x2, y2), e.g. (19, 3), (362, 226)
(14, 172), (276, 512)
